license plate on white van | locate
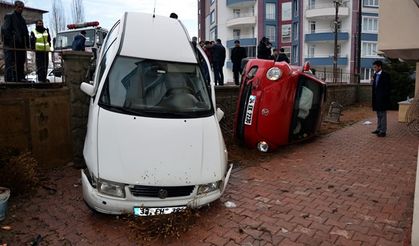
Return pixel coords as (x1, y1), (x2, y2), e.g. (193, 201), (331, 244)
(133, 206), (186, 216)
(244, 95), (256, 125)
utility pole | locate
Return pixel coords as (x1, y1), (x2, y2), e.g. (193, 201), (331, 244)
(333, 0), (342, 83)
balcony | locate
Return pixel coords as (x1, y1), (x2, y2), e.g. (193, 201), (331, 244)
(304, 56), (348, 66)
(226, 0), (256, 8)
(305, 31), (349, 43)
(226, 14), (256, 28)
(305, 3), (349, 19)
(226, 37), (257, 48)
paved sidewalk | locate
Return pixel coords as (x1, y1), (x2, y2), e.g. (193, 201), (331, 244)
(0, 111), (418, 245)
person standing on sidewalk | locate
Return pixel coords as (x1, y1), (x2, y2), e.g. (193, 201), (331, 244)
(212, 39), (226, 86)
(1, 0), (29, 82)
(371, 60), (391, 137)
(230, 40), (247, 85)
(30, 19), (51, 83)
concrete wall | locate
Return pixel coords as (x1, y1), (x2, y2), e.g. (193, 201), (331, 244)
(0, 87), (72, 168)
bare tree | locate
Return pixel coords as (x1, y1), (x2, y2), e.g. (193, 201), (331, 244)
(71, 0), (85, 23)
(49, 0), (66, 37)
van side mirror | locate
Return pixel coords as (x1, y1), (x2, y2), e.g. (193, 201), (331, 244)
(216, 108), (224, 122)
(80, 82), (95, 96)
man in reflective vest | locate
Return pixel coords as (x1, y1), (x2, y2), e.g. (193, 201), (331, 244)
(30, 19), (51, 82)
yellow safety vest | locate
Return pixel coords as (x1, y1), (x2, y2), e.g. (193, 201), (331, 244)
(33, 30), (50, 51)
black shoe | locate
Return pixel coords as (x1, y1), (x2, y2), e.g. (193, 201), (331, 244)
(371, 130), (379, 134)
(377, 132), (386, 137)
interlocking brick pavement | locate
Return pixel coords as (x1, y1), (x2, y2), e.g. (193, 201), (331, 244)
(0, 111), (417, 245)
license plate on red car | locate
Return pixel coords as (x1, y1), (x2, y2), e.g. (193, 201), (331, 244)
(244, 95), (256, 125)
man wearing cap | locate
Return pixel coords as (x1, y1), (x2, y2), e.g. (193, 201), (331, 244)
(230, 40), (247, 85)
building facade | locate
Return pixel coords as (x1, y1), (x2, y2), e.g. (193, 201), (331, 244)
(198, 0), (382, 84)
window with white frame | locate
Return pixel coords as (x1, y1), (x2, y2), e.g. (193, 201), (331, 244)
(309, 21), (316, 34)
(282, 2), (291, 21)
(282, 24), (291, 43)
(233, 9), (240, 18)
(292, 45), (298, 63)
(210, 10), (216, 24)
(265, 3), (276, 20)
(361, 41), (378, 57)
(363, 0), (379, 7)
(308, 45), (315, 58)
(293, 0), (298, 17)
(362, 16), (378, 33)
(233, 29), (241, 40)
(283, 46), (291, 59)
(265, 25), (276, 43)
(361, 68), (374, 81)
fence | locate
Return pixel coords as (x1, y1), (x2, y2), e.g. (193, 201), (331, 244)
(314, 69), (353, 84)
(0, 46), (64, 86)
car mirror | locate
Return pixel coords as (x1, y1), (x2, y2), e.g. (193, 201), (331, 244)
(80, 82), (96, 96)
(216, 108), (224, 122)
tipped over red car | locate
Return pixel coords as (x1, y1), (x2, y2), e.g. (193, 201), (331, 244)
(234, 59), (327, 152)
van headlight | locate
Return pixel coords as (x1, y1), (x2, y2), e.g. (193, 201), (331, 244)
(197, 181), (221, 195)
(97, 179), (126, 198)
(266, 67), (282, 81)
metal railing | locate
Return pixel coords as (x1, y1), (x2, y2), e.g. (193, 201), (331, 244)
(315, 70), (352, 83)
(0, 45), (64, 87)
(307, 1), (348, 10)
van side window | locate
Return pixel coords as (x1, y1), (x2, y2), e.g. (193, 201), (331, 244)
(95, 21), (120, 85)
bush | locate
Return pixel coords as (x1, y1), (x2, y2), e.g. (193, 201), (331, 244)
(383, 58), (416, 110)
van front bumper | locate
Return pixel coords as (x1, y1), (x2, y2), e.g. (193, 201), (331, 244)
(81, 166), (232, 215)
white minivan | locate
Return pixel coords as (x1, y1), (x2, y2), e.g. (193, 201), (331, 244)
(79, 12), (232, 215)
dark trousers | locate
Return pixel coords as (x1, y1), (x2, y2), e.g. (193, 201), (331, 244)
(36, 51), (49, 82)
(233, 66), (242, 85)
(4, 48), (26, 82)
(376, 111), (387, 133)
(213, 63), (224, 86)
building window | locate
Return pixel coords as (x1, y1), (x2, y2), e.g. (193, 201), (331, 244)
(265, 25), (276, 43)
(211, 0), (215, 5)
(282, 24), (291, 43)
(308, 0), (316, 9)
(292, 23), (298, 41)
(210, 27), (217, 41)
(308, 45), (315, 58)
(362, 16), (378, 33)
(282, 2), (292, 21)
(309, 21), (316, 34)
(283, 46), (291, 59)
(293, 0), (299, 17)
(361, 68), (374, 81)
(233, 29), (241, 40)
(292, 45), (298, 64)
(363, 0), (379, 7)
(233, 9), (240, 18)
(361, 41), (378, 57)
(265, 3), (276, 20)
(210, 10), (216, 24)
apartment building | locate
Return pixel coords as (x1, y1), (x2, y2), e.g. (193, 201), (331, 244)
(198, 0), (382, 83)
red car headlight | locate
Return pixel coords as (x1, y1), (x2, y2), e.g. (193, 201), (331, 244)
(266, 67), (282, 81)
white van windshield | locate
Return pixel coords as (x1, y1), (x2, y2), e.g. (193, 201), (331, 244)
(54, 29), (95, 50)
(99, 57), (213, 118)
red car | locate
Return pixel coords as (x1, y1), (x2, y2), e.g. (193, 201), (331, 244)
(234, 59), (326, 152)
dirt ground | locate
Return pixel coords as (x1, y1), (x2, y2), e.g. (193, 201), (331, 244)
(228, 104), (375, 167)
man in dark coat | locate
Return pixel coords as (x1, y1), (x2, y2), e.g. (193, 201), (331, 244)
(71, 30), (86, 51)
(212, 39), (226, 86)
(371, 60), (391, 137)
(1, 1), (29, 82)
(257, 37), (271, 60)
(230, 40), (247, 85)
(276, 48), (290, 63)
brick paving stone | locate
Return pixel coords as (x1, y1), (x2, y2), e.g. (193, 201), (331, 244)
(0, 112), (416, 245)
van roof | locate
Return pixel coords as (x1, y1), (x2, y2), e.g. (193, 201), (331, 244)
(120, 12), (197, 64)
